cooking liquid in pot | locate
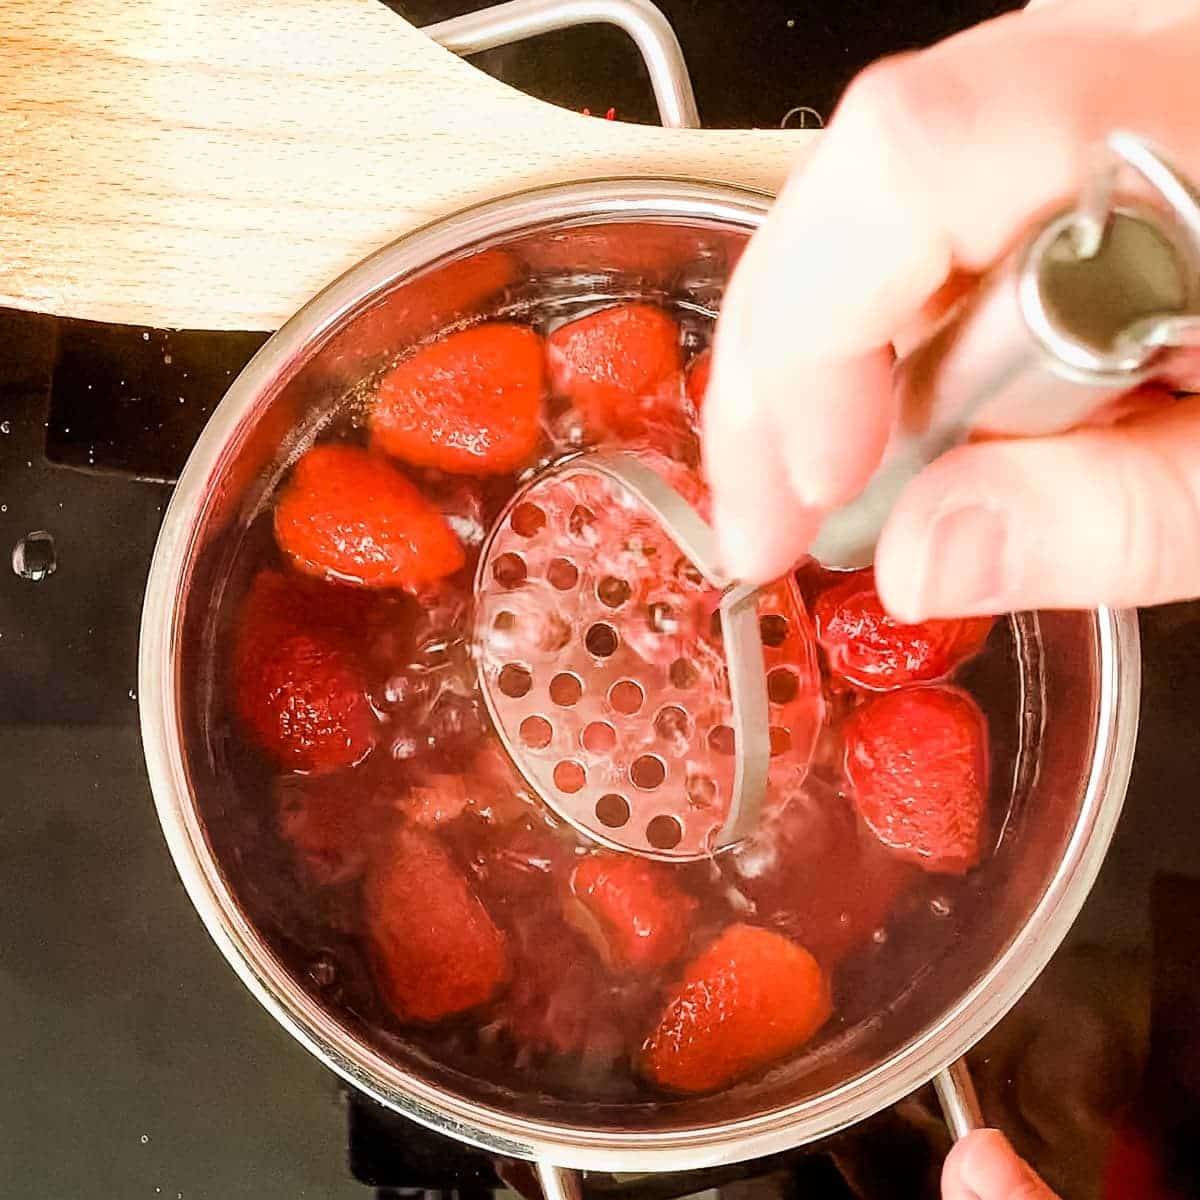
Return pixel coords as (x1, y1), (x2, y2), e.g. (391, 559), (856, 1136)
(204, 278), (1028, 1111)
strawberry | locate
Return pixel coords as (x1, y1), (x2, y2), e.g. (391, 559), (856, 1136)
(642, 923), (831, 1093)
(570, 854), (698, 971)
(814, 570), (993, 690)
(372, 323), (545, 475)
(233, 570), (376, 772)
(274, 444), (464, 590)
(546, 303), (684, 438)
(686, 348), (711, 411)
(365, 826), (509, 1023)
(844, 686), (989, 875)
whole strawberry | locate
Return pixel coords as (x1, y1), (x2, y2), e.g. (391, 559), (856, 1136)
(372, 323), (545, 475)
(233, 570), (376, 773)
(365, 827), (509, 1023)
(570, 854), (698, 972)
(814, 570), (993, 690)
(844, 686), (989, 875)
(642, 923), (831, 1093)
(274, 443), (464, 590)
(547, 303), (684, 438)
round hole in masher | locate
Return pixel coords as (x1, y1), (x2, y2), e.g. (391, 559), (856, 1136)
(760, 614), (789, 647)
(585, 622), (619, 658)
(492, 552), (527, 589)
(511, 503), (546, 537)
(597, 576), (631, 608)
(646, 814), (683, 850)
(595, 793), (631, 828)
(767, 667), (799, 704)
(674, 556), (704, 587)
(707, 725), (736, 756)
(609, 679), (644, 715)
(648, 602), (678, 635)
(631, 754), (666, 790)
(669, 657), (698, 689)
(493, 610), (517, 634)
(498, 663), (533, 699)
(568, 504), (596, 539)
(547, 557), (579, 590)
(554, 760), (586, 794)
(686, 773), (717, 809)
(519, 715), (553, 750)
(654, 705), (690, 741)
(550, 672), (583, 707)
(769, 726), (792, 756)
(582, 721), (616, 754)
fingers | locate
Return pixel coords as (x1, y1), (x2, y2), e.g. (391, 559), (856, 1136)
(875, 394), (1200, 620)
(704, 0), (1200, 583)
(942, 1130), (1059, 1200)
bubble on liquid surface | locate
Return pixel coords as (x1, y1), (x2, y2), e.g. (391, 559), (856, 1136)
(930, 895), (953, 918)
(12, 530), (56, 581)
(308, 953), (338, 988)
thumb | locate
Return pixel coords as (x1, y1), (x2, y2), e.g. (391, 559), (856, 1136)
(875, 393), (1200, 620)
(942, 1129), (1059, 1200)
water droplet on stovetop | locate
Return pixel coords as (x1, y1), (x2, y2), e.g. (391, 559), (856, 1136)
(128, 689), (137, 701)
(0, 420), (10, 435)
(12, 530), (56, 581)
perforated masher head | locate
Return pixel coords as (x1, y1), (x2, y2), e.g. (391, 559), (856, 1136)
(474, 451), (818, 861)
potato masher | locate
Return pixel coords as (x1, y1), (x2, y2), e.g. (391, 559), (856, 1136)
(474, 449), (822, 860)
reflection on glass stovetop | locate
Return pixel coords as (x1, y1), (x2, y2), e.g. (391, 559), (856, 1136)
(2, 1), (1199, 1198)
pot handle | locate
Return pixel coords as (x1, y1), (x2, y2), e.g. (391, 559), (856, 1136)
(537, 1161), (584, 1200)
(423, 0), (700, 131)
(933, 1057), (985, 1140)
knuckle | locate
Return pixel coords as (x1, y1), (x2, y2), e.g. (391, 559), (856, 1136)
(836, 51), (976, 172)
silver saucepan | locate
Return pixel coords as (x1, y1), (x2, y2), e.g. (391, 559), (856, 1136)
(139, 177), (1139, 1197)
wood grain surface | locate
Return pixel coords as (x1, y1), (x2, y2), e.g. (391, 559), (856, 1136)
(0, 0), (814, 330)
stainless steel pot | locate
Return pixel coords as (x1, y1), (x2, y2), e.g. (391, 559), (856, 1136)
(140, 178), (1140, 1189)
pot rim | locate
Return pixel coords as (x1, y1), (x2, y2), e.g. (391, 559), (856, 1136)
(139, 177), (1141, 1172)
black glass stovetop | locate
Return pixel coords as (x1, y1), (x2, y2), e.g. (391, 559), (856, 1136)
(2, 2), (1199, 1198)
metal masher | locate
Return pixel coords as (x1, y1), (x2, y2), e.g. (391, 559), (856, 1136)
(474, 450), (821, 860)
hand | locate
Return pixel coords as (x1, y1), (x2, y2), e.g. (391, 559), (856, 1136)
(943, 1130), (1059, 1200)
(703, 0), (1200, 620)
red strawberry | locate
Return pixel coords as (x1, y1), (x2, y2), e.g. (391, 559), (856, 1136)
(844, 686), (989, 875)
(547, 303), (684, 438)
(372, 323), (545, 475)
(686, 348), (711, 411)
(365, 827), (509, 1023)
(234, 570), (376, 772)
(274, 444), (464, 590)
(814, 570), (993, 690)
(642, 923), (831, 1093)
(570, 854), (698, 971)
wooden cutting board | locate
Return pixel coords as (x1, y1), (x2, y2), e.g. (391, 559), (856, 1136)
(0, 0), (814, 330)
